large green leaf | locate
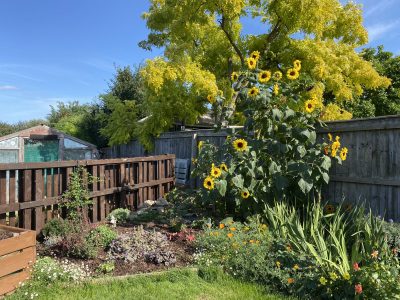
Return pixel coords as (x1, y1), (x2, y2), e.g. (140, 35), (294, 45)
(232, 175), (244, 189)
(298, 178), (313, 193)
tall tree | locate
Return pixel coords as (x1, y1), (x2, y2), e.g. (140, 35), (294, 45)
(345, 46), (400, 118)
(138, 0), (390, 142)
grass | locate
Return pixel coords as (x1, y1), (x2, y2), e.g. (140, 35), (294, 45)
(8, 268), (291, 300)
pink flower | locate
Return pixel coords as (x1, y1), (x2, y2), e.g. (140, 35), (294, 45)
(353, 262), (360, 271)
(355, 284), (363, 295)
(186, 234), (196, 242)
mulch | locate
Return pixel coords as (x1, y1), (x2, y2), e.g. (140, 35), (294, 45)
(37, 223), (196, 277)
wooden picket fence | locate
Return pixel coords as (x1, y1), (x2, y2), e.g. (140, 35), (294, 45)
(0, 155), (175, 233)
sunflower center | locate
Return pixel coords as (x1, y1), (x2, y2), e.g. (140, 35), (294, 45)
(237, 142), (243, 148)
(250, 61), (254, 65)
(262, 73), (267, 78)
(207, 181), (212, 186)
(308, 103), (313, 109)
(290, 71), (296, 76)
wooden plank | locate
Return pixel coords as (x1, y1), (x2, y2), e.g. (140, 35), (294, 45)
(143, 162), (148, 201)
(20, 170), (32, 230)
(34, 169), (44, 233)
(8, 170), (16, 227)
(91, 165), (98, 223)
(138, 162), (143, 206)
(0, 171), (7, 225)
(0, 269), (31, 296)
(0, 230), (36, 256)
(0, 247), (36, 278)
(99, 165), (106, 221)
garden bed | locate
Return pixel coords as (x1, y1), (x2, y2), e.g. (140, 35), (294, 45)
(0, 225), (36, 296)
(37, 223), (195, 277)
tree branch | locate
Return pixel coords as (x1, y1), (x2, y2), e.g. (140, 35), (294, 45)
(219, 16), (245, 67)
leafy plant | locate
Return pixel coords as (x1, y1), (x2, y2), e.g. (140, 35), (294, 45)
(97, 261), (115, 274)
(145, 250), (177, 266)
(42, 218), (73, 238)
(86, 225), (118, 249)
(61, 166), (97, 220)
(107, 208), (131, 224)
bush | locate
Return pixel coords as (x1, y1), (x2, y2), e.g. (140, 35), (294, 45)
(97, 261), (115, 274)
(58, 231), (98, 259)
(86, 225), (117, 249)
(42, 218), (72, 237)
(107, 208), (131, 224)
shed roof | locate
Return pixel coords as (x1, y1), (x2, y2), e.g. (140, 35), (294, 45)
(0, 125), (97, 149)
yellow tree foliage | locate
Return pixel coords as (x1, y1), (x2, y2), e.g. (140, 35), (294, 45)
(139, 0), (390, 141)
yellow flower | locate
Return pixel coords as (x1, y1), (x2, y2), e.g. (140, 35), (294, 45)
(227, 233), (234, 238)
(247, 57), (257, 69)
(219, 223), (225, 229)
(331, 149), (338, 157)
(203, 176), (214, 190)
(293, 264), (300, 271)
(304, 100), (315, 113)
(220, 163), (228, 172)
(287, 278), (295, 284)
(260, 224), (268, 231)
(332, 140), (341, 152)
(276, 261), (281, 268)
(335, 136), (340, 142)
(233, 139), (248, 152)
(319, 277), (327, 285)
(248, 86), (259, 97)
(198, 141), (204, 150)
(287, 68), (299, 80)
(293, 59), (301, 71)
(371, 250), (379, 259)
(207, 94), (215, 103)
(273, 83), (279, 95)
(250, 50), (260, 61)
(231, 72), (239, 81)
(211, 163), (222, 178)
(241, 190), (250, 199)
(329, 272), (338, 281)
(258, 70), (271, 83)
(340, 147), (348, 161)
(249, 239), (255, 244)
(273, 71), (282, 80)
(343, 273), (351, 280)
(230, 227), (236, 231)
(328, 133), (333, 141)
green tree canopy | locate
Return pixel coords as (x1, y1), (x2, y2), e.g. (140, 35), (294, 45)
(137, 0), (390, 142)
(345, 46), (400, 118)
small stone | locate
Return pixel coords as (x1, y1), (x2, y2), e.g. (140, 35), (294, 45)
(138, 200), (155, 209)
(155, 198), (169, 207)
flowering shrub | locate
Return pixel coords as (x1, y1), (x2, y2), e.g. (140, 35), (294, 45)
(193, 54), (349, 216)
(8, 257), (91, 300)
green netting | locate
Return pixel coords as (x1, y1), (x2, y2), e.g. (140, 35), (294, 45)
(24, 140), (59, 162)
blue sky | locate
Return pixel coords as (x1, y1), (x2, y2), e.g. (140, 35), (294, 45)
(1, 0), (399, 123)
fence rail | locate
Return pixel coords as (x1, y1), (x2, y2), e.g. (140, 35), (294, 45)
(0, 155), (175, 232)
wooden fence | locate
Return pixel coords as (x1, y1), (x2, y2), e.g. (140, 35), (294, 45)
(0, 155), (175, 232)
(102, 116), (400, 221)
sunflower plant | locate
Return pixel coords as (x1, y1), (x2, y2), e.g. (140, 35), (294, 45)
(192, 54), (349, 216)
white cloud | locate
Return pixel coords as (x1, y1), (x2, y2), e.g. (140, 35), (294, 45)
(0, 85), (17, 91)
(367, 20), (399, 42)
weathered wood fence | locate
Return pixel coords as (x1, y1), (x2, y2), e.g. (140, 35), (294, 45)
(0, 155), (175, 232)
(102, 116), (400, 221)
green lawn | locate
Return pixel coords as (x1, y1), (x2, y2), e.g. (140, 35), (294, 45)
(8, 268), (291, 300)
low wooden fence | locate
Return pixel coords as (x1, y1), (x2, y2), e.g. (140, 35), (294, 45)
(0, 155), (175, 232)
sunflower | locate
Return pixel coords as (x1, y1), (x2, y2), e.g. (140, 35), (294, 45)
(287, 68), (299, 80)
(331, 149), (338, 157)
(231, 72), (239, 81)
(325, 204), (335, 214)
(220, 163), (228, 172)
(293, 59), (301, 71)
(304, 100), (315, 113)
(335, 135), (340, 142)
(273, 83), (279, 95)
(258, 70), (271, 83)
(211, 163), (222, 178)
(247, 57), (257, 69)
(203, 176), (214, 190)
(241, 190), (250, 199)
(332, 140), (341, 152)
(248, 86), (259, 97)
(233, 138), (248, 152)
(207, 95), (215, 103)
(273, 71), (282, 80)
(250, 50), (260, 61)
(340, 147), (348, 161)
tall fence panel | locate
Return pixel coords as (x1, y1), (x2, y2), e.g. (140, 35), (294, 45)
(0, 155), (175, 232)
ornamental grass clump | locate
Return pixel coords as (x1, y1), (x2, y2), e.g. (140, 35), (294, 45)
(192, 55), (349, 217)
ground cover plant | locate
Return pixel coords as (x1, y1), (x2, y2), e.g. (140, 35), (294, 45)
(7, 268), (289, 300)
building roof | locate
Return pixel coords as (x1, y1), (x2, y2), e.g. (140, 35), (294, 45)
(0, 124), (97, 149)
